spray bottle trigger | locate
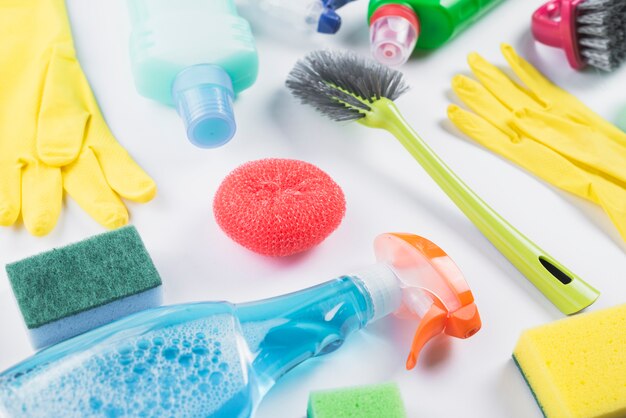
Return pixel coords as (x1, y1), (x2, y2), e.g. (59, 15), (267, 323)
(373, 232), (481, 370)
(405, 299), (447, 370)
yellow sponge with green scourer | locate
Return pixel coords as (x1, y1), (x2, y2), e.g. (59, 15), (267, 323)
(513, 304), (626, 418)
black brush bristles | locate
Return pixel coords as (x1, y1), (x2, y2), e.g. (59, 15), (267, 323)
(286, 50), (409, 122)
(576, 0), (626, 71)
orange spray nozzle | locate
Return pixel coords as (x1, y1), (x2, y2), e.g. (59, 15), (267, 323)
(373, 233), (481, 370)
(405, 299), (447, 370)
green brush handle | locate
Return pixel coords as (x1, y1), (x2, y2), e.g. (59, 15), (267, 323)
(363, 99), (599, 314)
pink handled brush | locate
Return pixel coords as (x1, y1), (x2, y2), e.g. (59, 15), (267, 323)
(532, 0), (626, 71)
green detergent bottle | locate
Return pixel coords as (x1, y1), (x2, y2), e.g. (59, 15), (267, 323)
(367, 0), (503, 65)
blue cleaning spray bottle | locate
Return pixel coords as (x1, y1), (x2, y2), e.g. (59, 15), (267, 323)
(0, 233), (481, 417)
(127, 0), (258, 148)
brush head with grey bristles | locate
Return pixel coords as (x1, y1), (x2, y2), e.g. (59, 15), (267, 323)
(286, 50), (409, 122)
(577, 0), (626, 71)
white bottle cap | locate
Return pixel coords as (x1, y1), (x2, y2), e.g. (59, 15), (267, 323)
(352, 263), (402, 322)
(369, 4), (420, 67)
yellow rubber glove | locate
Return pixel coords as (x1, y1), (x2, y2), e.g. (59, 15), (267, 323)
(472, 44), (626, 147)
(448, 45), (626, 241)
(461, 44), (626, 175)
(0, 0), (156, 236)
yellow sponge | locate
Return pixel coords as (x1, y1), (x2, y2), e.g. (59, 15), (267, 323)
(513, 304), (626, 418)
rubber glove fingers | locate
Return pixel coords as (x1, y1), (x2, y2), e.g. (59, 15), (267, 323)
(38, 41), (156, 231)
(0, 158), (62, 236)
(37, 41), (156, 229)
(448, 104), (602, 202)
(513, 109), (626, 185)
(62, 127), (156, 229)
(499, 44), (562, 106)
(63, 149), (130, 230)
(22, 161), (63, 236)
(451, 75), (519, 139)
(449, 104), (626, 241)
(36, 42), (89, 167)
(466, 51), (542, 112)
(501, 43), (626, 146)
(447, 104), (517, 151)
(0, 0), (156, 236)
(458, 46), (626, 179)
(452, 45), (626, 241)
(0, 160), (21, 227)
(592, 179), (626, 242)
(88, 131), (157, 204)
(39, 42), (156, 229)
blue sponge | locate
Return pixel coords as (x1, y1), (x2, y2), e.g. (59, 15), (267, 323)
(6, 226), (162, 348)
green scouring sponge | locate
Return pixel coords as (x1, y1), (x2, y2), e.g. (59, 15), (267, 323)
(6, 226), (162, 349)
(307, 382), (407, 418)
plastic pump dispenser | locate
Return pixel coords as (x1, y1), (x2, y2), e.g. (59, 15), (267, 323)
(128, 0), (258, 148)
(0, 233), (480, 416)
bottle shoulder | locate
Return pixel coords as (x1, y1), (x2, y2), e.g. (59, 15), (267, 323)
(129, 13), (258, 104)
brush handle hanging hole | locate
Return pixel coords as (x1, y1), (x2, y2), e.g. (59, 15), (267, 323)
(539, 257), (573, 285)
(532, 1), (566, 48)
(544, 0), (562, 22)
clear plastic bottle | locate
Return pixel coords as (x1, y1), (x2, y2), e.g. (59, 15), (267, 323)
(128, 0), (258, 148)
(0, 233), (481, 417)
(237, 0), (356, 35)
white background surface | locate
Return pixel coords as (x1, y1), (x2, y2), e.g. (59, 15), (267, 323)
(1, 1), (626, 417)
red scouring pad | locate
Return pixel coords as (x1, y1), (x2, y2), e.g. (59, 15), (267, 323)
(213, 159), (346, 257)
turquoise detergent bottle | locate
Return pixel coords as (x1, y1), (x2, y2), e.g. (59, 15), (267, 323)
(0, 234), (481, 417)
(128, 0), (258, 148)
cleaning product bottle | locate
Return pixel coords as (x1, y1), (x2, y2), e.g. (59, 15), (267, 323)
(127, 0), (258, 148)
(368, 0), (503, 66)
(0, 233), (481, 417)
(237, 0), (357, 35)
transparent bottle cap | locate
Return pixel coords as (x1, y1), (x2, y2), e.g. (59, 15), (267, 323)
(244, 0), (324, 33)
(305, 0), (325, 31)
(352, 263), (402, 323)
(172, 64), (236, 148)
(370, 15), (419, 67)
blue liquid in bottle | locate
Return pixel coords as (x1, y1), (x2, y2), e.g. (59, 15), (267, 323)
(0, 268), (398, 417)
